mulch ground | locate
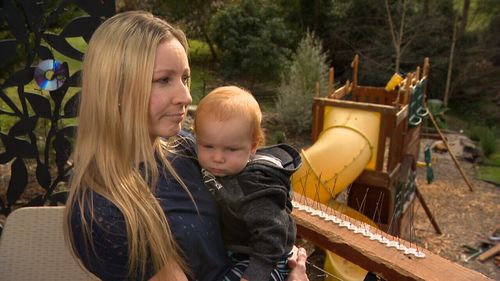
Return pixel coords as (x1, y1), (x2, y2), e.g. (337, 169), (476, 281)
(408, 135), (499, 279)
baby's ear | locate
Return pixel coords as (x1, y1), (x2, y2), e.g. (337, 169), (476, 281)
(250, 142), (258, 155)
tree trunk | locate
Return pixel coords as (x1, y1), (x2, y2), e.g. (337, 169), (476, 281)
(201, 29), (218, 62)
(423, 0), (429, 16)
(396, 0), (407, 73)
(444, 15), (459, 107)
(385, 0), (407, 73)
(459, 0), (471, 36)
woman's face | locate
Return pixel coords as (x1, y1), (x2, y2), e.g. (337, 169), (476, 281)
(149, 38), (192, 139)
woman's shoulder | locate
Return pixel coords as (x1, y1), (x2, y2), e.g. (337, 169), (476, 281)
(69, 191), (124, 225)
(160, 130), (198, 160)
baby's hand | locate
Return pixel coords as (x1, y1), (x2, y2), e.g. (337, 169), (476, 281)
(287, 246), (309, 281)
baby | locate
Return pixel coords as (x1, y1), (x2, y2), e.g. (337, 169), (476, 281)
(194, 86), (302, 281)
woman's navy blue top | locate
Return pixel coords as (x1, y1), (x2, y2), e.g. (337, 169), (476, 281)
(70, 134), (232, 280)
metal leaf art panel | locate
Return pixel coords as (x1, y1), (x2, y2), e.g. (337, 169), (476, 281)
(0, 1), (115, 216)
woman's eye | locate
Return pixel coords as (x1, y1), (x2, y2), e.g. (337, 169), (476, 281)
(182, 75), (191, 86)
(158, 77), (170, 84)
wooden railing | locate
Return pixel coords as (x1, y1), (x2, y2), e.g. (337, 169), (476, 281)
(291, 193), (492, 281)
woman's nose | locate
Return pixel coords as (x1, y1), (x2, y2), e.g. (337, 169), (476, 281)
(175, 81), (192, 105)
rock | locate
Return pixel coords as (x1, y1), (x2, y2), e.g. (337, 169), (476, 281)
(460, 136), (483, 163)
(432, 140), (447, 153)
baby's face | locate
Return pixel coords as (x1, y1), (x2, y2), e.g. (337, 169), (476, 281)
(196, 116), (257, 177)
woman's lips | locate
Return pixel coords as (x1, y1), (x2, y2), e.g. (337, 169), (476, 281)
(162, 111), (185, 120)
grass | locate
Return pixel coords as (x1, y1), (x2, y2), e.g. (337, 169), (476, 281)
(477, 144), (500, 186)
(188, 39), (218, 104)
(0, 37), (85, 134)
(188, 39), (212, 65)
(190, 66), (218, 104)
(477, 166), (500, 186)
(431, 109), (500, 186)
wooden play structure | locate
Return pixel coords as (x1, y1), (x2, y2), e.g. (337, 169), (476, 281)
(290, 55), (491, 280)
(293, 54), (434, 236)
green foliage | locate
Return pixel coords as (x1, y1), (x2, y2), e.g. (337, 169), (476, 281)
(270, 131), (286, 145)
(209, 0), (293, 83)
(189, 66), (217, 104)
(426, 99), (448, 130)
(0, 2), (86, 80)
(188, 39), (217, 103)
(468, 125), (486, 142)
(276, 0), (336, 39)
(477, 143), (500, 184)
(189, 39), (212, 64)
(480, 129), (498, 158)
(484, 149), (500, 166)
(471, 126), (498, 158)
(275, 32), (329, 135)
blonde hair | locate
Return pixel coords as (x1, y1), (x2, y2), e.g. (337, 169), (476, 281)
(65, 11), (189, 280)
(194, 86), (265, 146)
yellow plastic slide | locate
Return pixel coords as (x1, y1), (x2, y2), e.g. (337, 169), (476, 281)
(321, 201), (378, 281)
(291, 106), (381, 281)
(291, 106), (380, 203)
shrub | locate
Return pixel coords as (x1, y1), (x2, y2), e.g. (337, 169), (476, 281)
(479, 127), (498, 158)
(468, 125), (498, 158)
(270, 131), (286, 145)
(468, 125), (486, 142)
(275, 32), (329, 135)
(426, 99), (448, 130)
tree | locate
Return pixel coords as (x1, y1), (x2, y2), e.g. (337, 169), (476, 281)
(210, 0), (293, 83)
(153, 0), (228, 62)
(324, 0), (455, 92)
(116, 0), (155, 12)
(459, 0), (471, 36)
(384, 0), (408, 73)
(446, 0), (500, 125)
(443, 14), (458, 107)
(323, 0), (389, 85)
(275, 32), (329, 135)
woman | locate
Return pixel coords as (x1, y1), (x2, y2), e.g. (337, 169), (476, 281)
(64, 11), (309, 281)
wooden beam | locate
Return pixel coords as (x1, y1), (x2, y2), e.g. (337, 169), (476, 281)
(395, 105), (409, 126)
(355, 169), (392, 187)
(328, 67), (334, 96)
(311, 99), (325, 143)
(478, 243), (500, 262)
(314, 98), (398, 115)
(351, 54), (359, 88)
(292, 194), (492, 281)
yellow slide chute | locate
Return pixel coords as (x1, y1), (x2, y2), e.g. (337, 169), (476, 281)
(291, 105), (381, 281)
(292, 106), (381, 204)
(322, 201), (379, 281)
